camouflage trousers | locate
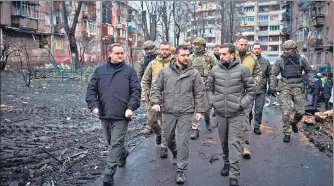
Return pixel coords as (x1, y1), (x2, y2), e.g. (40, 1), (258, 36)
(191, 90), (211, 130)
(146, 105), (167, 148)
(279, 87), (305, 135)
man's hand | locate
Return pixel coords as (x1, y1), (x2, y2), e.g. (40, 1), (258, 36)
(125, 109), (133, 119)
(195, 113), (203, 121)
(151, 105), (160, 112)
(267, 88), (277, 97)
(92, 108), (99, 117)
(141, 97), (149, 102)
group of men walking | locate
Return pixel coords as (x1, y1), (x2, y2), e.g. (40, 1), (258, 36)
(85, 35), (314, 186)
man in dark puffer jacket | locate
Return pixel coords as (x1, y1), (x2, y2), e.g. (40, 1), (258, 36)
(206, 43), (256, 186)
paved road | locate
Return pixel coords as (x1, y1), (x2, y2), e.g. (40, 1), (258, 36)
(95, 105), (333, 186)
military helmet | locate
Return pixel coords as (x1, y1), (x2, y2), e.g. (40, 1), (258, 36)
(282, 40), (297, 49)
(143, 40), (155, 49)
(193, 37), (206, 45)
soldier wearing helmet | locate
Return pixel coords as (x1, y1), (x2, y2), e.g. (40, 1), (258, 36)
(269, 40), (314, 143)
(189, 37), (218, 139)
(138, 40), (158, 79)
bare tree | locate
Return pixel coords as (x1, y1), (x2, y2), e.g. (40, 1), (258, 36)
(62, 1), (83, 71)
(137, 1), (162, 41)
(174, 1), (192, 45)
(159, 2), (173, 42)
(0, 34), (17, 70)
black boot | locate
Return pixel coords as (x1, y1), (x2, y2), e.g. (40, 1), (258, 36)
(283, 135), (290, 143)
(220, 163), (230, 176)
(205, 120), (212, 131)
(103, 174), (114, 186)
(190, 129), (199, 140)
(160, 147), (168, 159)
(229, 178), (239, 186)
(156, 135), (162, 145)
(254, 127), (261, 135)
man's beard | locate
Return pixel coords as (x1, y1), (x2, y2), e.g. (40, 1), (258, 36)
(161, 54), (169, 59)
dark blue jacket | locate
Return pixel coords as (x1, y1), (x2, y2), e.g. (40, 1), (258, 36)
(323, 78), (333, 97)
(86, 61), (141, 120)
(312, 75), (323, 95)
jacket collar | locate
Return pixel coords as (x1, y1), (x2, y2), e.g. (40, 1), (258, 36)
(217, 58), (240, 70)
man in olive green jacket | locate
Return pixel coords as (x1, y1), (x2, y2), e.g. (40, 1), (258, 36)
(150, 45), (206, 184)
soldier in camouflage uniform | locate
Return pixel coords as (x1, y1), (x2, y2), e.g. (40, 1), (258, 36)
(140, 41), (158, 135)
(141, 41), (172, 158)
(189, 37), (218, 139)
(138, 40), (158, 79)
(269, 40), (314, 143)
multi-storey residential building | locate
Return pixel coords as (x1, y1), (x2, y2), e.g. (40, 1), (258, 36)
(181, 2), (221, 49)
(0, 1), (144, 68)
(237, 1), (282, 64)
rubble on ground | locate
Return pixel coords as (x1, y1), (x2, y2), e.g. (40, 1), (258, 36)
(301, 110), (333, 157)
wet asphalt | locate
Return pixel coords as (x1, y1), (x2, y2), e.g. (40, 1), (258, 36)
(95, 105), (333, 186)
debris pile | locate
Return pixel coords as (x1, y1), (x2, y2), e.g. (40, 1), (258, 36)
(301, 110), (333, 157)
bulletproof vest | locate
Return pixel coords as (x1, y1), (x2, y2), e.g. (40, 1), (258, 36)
(191, 55), (210, 77)
(143, 53), (157, 72)
(280, 55), (302, 79)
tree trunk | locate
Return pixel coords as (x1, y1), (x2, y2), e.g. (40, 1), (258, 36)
(142, 10), (150, 41)
(150, 14), (157, 41)
(220, 1), (225, 44)
(62, 1), (82, 71)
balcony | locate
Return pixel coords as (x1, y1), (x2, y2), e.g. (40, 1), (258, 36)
(54, 24), (64, 34)
(298, 2), (310, 11)
(258, 21), (269, 26)
(11, 15), (38, 30)
(308, 38), (323, 49)
(242, 31), (255, 36)
(311, 14), (325, 27)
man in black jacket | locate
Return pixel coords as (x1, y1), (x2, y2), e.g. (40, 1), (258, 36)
(206, 43), (255, 186)
(86, 43), (141, 186)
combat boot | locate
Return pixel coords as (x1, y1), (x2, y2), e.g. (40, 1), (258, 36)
(229, 178), (239, 186)
(283, 135), (290, 143)
(254, 127), (261, 135)
(176, 171), (185, 184)
(156, 135), (162, 145)
(190, 129), (199, 140)
(220, 163), (230, 176)
(160, 147), (168, 159)
(205, 120), (212, 131)
(103, 174), (114, 186)
(118, 150), (129, 167)
(291, 121), (299, 133)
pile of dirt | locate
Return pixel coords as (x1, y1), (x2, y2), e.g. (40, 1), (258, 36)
(301, 110), (333, 157)
(0, 71), (146, 185)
